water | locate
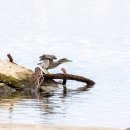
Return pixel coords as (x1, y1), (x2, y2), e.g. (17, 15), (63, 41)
(0, 0), (130, 128)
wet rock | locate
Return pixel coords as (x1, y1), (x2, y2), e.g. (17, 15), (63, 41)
(0, 83), (16, 96)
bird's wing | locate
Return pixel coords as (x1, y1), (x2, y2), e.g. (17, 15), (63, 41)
(39, 54), (57, 61)
(50, 55), (57, 59)
(49, 58), (53, 64)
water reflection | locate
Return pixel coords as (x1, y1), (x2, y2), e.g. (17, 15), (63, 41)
(0, 84), (91, 124)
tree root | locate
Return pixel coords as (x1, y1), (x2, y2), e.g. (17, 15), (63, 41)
(44, 73), (95, 86)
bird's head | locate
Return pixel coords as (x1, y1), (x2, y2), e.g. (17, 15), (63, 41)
(59, 58), (72, 63)
(39, 54), (57, 61)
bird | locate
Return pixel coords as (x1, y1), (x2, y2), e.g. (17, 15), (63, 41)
(38, 54), (57, 71)
(37, 54), (71, 74)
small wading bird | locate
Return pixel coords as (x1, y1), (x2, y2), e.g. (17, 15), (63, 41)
(37, 54), (71, 74)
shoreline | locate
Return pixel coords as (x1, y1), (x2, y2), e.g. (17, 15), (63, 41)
(0, 124), (124, 130)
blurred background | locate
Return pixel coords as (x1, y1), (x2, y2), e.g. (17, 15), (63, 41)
(0, 0), (130, 128)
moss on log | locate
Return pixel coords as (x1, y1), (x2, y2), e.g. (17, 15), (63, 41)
(0, 59), (33, 89)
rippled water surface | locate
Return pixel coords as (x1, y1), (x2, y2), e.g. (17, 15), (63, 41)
(0, 0), (130, 128)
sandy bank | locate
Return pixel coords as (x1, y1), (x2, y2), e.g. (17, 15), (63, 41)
(0, 124), (124, 130)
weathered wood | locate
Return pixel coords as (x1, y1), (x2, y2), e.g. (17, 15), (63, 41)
(7, 53), (14, 63)
(30, 67), (58, 92)
(0, 59), (33, 89)
(44, 73), (95, 86)
(0, 58), (95, 93)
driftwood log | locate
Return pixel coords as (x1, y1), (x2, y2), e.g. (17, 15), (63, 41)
(0, 55), (95, 94)
(44, 74), (95, 86)
(0, 59), (32, 89)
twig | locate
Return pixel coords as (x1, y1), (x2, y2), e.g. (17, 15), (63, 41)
(7, 53), (13, 63)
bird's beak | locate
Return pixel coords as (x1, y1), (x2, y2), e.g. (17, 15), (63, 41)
(53, 57), (57, 60)
(67, 59), (72, 62)
(39, 58), (44, 61)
